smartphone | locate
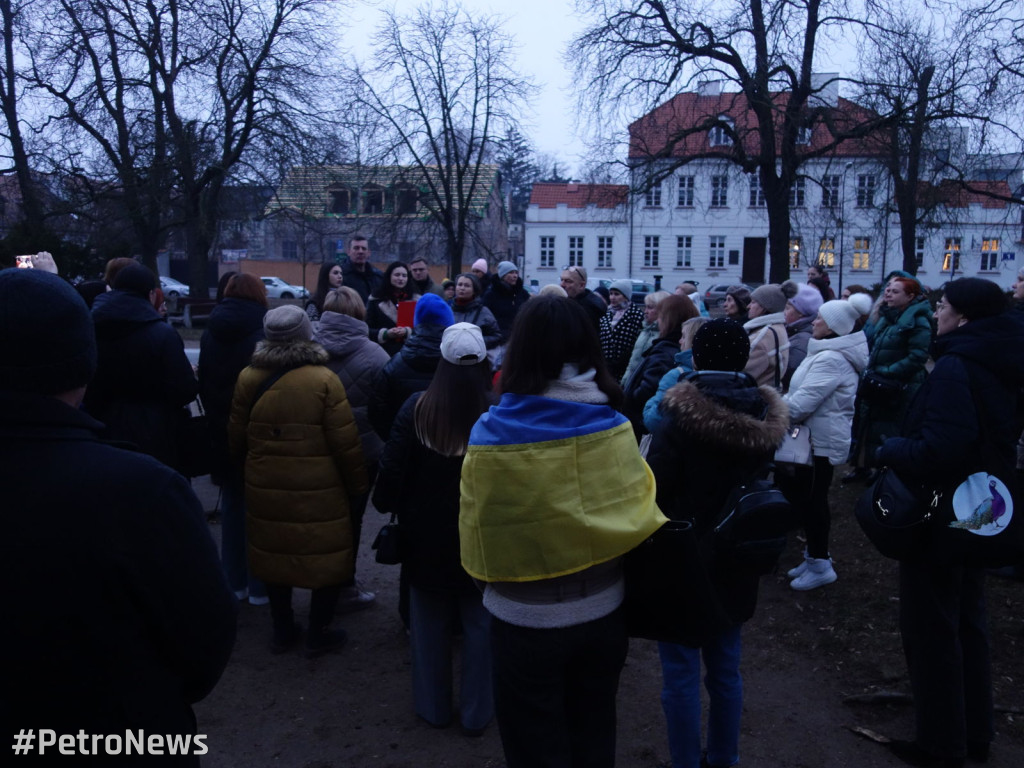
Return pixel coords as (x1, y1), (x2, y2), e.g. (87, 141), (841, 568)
(15, 255), (34, 268)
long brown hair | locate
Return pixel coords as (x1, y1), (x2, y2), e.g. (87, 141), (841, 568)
(413, 359), (494, 457)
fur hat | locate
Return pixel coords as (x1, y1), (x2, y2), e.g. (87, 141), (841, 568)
(112, 264), (156, 297)
(441, 322), (487, 365)
(413, 292), (455, 328)
(847, 292), (874, 317)
(471, 258), (488, 274)
(0, 269), (97, 394)
(818, 300), (861, 336)
(609, 279), (633, 299)
(943, 277), (1009, 321)
(497, 261), (518, 279)
(691, 318), (750, 372)
(789, 282), (824, 318)
(725, 285), (751, 310)
(264, 304), (312, 342)
(750, 283), (787, 314)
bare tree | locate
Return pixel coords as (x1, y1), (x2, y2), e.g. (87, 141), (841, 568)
(351, 1), (533, 277)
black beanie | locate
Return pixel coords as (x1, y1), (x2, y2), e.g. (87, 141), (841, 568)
(692, 318), (750, 372)
(942, 277), (1008, 321)
(112, 263), (156, 297)
(0, 268), (97, 394)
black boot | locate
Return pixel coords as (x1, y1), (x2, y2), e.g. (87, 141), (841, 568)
(305, 584), (347, 658)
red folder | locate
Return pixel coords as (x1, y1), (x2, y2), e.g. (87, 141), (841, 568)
(397, 299), (417, 327)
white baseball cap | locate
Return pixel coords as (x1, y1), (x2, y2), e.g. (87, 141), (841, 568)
(440, 322), (487, 365)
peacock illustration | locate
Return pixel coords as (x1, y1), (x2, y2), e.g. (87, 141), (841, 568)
(949, 478), (1007, 531)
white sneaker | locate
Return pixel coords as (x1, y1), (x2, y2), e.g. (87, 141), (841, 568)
(790, 558), (837, 591)
(787, 550), (810, 579)
(337, 583), (376, 613)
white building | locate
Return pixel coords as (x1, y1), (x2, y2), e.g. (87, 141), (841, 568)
(525, 87), (1023, 293)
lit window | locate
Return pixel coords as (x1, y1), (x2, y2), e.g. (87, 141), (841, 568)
(709, 236), (726, 268)
(540, 236), (555, 268)
(856, 175), (875, 208)
(676, 235), (692, 268)
(568, 236), (584, 267)
(789, 238), (802, 269)
(644, 235), (660, 268)
(597, 236), (613, 268)
(789, 177), (806, 207)
(678, 176), (695, 207)
(711, 176), (728, 207)
(853, 237), (870, 270)
(980, 238), (1000, 271)
(822, 175), (840, 208)
(817, 238), (835, 267)
(749, 174), (765, 207)
(644, 184), (662, 207)
(942, 237), (961, 272)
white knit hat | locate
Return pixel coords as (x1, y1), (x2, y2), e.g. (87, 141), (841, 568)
(847, 292), (874, 317)
(818, 300), (860, 336)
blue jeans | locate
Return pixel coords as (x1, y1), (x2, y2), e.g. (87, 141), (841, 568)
(220, 472), (265, 599)
(659, 625), (743, 768)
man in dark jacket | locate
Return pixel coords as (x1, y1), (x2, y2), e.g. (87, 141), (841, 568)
(84, 263), (198, 469)
(340, 234), (384, 305)
(0, 268), (236, 766)
(560, 266), (606, 331)
(483, 261), (530, 344)
(409, 257), (444, 297)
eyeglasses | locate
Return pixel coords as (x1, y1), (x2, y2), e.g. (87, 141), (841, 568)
(561, 265), (585, 280)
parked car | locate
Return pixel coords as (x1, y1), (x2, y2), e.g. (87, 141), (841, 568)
(586, 278), (655, 304)
(159, 276), (190, 298)
(260, 276), (309, 299)
(704, 282), (753, 308)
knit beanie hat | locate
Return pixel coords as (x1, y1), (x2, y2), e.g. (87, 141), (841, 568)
(609, 279), (633, 299)
(413, 292), (455, 328)
(441, 322), (487, 365)
(818, 300), (861, 336)
(691, 318), (750, 372)
(0, 268), (97, 394)
(112, 263), (157, 297)
(750, 283), (787, 314)
(847, 292), (874, 317)
(725, 285), (751, 310)
(942, 277), (1009, 321)
(789, 282), (824, 318)
(471, 258), (488, 274)
(497, 261), (518, 278)
(264, 304), (313, 342)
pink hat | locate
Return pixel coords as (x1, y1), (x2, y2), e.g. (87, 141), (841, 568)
(471, 258), (488, 274)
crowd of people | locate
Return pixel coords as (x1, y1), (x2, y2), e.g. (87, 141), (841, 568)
(5, 242), (1024, 768)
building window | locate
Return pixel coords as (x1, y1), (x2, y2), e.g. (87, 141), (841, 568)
(748, 173), (765, 207)
(915, 237), (926, 269)
(711, 175), (728, 207)
(817, 238), (835, 268)
(281, 240), (297, 261)
(796, 126), (813, 144)
(328, 189), (350, 214)
(980, 238), (1000, 271)
(363, 186), (384, 214)
(943, 237), (961, 272)
(788, 177), (806, 207)
(709, 236), (726, 269)
(853, 237), (870, 270)
(395, 186), (418, 215)
(789, 238), (802, 269)
(644, 235), (660, 268)
(598, 236), (613, 268)
(568, 236), (584, 267)
(676, 235), (692, 268)
(822, 175), (840, 209)
(855, 175), (875, 207)
(644, 184), (662, 207)
(540, 236), (555, 268)
(678, 175), (695, 207)
(709, 117), (734, 146)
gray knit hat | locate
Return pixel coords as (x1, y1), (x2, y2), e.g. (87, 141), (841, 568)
(497, 261), (518, 278)
(0, 268), (97, 394)
(750, 283), (787, 314)
(609, 279), (633, 299)
(264, 304), (313, 342)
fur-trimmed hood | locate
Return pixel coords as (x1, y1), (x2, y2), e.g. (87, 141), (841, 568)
(250, 339), (329, 369)
(661, 375), (789, 456)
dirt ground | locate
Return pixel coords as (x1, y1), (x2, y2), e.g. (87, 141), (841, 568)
(189, 474), (1024, 768)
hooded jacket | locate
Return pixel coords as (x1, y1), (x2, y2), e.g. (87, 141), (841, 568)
(449, 295), (502, 349)
(783, 331), (869, 464)
(742, 312), (790, 387)
(646, 373), (789, 629)
(85, 289), (198, 468)
(229, 339), (368, 589)
(482, 273), (531, 342)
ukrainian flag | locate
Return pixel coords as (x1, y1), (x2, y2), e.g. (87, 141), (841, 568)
(460, 393), (667, 582)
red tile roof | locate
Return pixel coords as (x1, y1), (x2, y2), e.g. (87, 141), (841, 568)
(529, 183), (628, 209)
(628, 91), (884, 159)
(917, 179), (1012, 209)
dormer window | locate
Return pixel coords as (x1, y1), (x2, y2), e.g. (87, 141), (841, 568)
(395, 185), (418, 215)
(709, 117), (734, 147)
(328, 188), (350, 214)
(363, 186), (384, 214)
(796, 126), (813, 144)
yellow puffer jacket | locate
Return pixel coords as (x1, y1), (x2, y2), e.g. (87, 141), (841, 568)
(229, 340), (367, 589)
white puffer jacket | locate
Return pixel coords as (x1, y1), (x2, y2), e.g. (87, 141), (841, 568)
(783, 331), (869, 464)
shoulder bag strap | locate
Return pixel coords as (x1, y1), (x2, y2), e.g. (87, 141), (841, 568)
(768, 326), (781, 390)
(248, 365), (300, 418)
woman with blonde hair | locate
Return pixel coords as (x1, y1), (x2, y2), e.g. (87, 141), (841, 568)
(621, 290), (671, 384)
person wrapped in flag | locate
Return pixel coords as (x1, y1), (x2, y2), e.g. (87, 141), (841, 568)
(459, 295), (667, 768)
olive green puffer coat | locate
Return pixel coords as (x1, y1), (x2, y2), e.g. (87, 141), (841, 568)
(229, 340), (368, 589)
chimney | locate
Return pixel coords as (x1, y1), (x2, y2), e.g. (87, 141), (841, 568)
(697, 80), (722, 98)
(566, 182), (578, 193)
(810, 72), (839, 108)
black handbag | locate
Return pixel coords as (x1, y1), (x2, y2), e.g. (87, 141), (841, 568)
(858, 371), (906, 405)
(854, 467), (941, 562)
(371, 513), (403, 565)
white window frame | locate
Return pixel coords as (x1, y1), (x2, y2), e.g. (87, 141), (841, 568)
(711, 175), (728, 207)
(915, 236), (926, 269)
(788, 177), (806, 207)
(676, 235), (692, 268)
(856, 174), (876, 207)
(980, 238), (1000, 271)
(853, 236), (870, 270)
(644, 235), (660, 268)
(943, 237), (961, 272)
(597, 236), (613, 268)
(749, 173), (765, 207)
(817, 237), (835, 268)
(677, 175), (695, 207)
(644, 184), (662, 207)
(789, 238), (802, 269)
(822, 175), (840, 208)
(709, 236), (726, 269)
(568, 235), (584, 267)
(540, 235), (555, 268)
(709, 117), (734, 147)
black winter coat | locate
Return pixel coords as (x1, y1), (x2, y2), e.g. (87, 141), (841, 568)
(573, 289), (607, 331)
(198, 297), (266, 479)
(341, 259), (384, 306)
(0, 393), (236, 763)
(373, 394), (479, 593)
(368, 323), (446, 441)
(622, 334), (682, 439)
(482, 274), (530, 342)
(85, 290), (198, 468)
(646, 373), (789, 637)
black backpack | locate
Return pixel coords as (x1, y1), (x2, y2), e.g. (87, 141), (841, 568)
(710, 468), (794, 575)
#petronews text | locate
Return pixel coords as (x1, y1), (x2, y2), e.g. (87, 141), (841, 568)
(11, 729), (208, 757)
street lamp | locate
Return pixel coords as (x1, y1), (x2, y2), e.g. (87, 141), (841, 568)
(838, 161), (853, 294)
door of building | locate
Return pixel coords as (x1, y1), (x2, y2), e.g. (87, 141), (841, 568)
(742, 238), (767, 284)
